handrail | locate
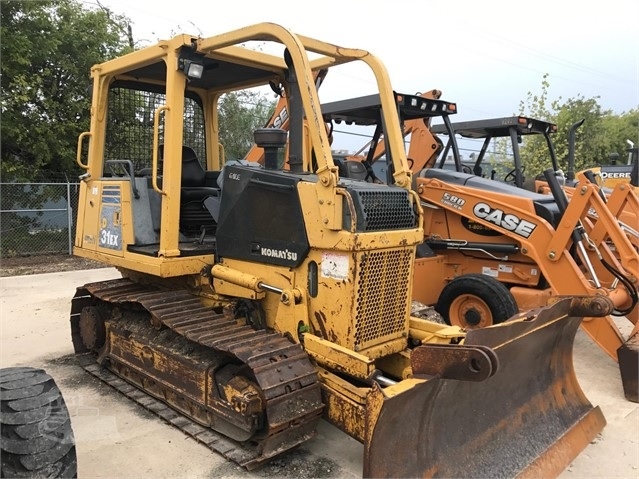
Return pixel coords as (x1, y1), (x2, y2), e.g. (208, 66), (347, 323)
(152, 106), (169, 195)
(76, 132), (91, 169)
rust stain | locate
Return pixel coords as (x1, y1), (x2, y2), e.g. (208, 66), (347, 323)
(313, 310), (328, 339)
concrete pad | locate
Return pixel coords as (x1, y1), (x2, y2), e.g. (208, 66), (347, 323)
(1, 269), (637, 478)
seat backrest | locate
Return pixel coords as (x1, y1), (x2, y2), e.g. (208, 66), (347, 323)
(339, 160), (368, 181)
(181, 146), (206, 187)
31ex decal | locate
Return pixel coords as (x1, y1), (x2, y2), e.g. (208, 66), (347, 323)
(473, 202), (537, 238)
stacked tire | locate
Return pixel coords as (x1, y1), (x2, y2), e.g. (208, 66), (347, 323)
(1, 367), (77, 478)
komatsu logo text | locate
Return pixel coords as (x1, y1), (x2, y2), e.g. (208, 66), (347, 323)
(261, 247), (298, 261)
(473, 202), (537, 238)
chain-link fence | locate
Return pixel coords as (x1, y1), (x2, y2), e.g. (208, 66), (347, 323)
(0, 182), (80, 258)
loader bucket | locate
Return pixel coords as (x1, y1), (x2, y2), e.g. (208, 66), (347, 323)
(364, 297), (610, 478)
(617, 322), (639, 402)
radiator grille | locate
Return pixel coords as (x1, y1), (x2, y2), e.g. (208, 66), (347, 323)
(346, 188), (417, 232)
(354, 248), (414, 350)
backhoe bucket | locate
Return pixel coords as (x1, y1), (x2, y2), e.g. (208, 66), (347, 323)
(364, 297), (610, 478)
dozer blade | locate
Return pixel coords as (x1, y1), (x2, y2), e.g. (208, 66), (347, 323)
(364, 297), (611, 479)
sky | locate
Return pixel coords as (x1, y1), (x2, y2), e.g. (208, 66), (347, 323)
(84, 0), (639, 152)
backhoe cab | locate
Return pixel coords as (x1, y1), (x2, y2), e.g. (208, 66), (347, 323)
(71, 23), (612, 477)
(430, 116), (558, 188)
(430, 117), (639, 252)
(319, 90), (458, 185)
(431, 116), (638, 194)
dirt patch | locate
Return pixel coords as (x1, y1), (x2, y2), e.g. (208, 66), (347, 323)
(210, 448), (341, 478)
(0, 254), (105, 277)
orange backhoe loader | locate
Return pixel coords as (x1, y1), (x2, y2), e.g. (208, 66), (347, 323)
(344, 89), (450, 175)
(415, 167), (638, 401)
(430, 117), (639, 252)
(320, 89), (454, 184)
(320, 96), (638, 403)
(63, 23), (614, 477)
(429, 116), (639, 403)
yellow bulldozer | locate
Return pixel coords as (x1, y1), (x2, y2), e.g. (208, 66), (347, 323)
(69, 23), (614, 477)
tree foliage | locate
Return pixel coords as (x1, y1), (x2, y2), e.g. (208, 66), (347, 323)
(553, 96), (608, 172)
(518, 73), (639, 177)
(518, 73), (555, 121)
(601, 109), (639, 165)
(1, 0), (132, 181)
(1, 1), (275, 181)
(218, 90), (276, 159)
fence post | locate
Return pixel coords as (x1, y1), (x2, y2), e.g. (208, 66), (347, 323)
(67, 181), (73, 255)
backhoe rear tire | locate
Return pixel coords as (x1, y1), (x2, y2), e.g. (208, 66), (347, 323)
(1, 367), (77, 478)
(436, 274), (518, 329)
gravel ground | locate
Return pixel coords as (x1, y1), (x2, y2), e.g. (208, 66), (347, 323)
(1, 257), (637, 477)
(0, 254), (104, 277)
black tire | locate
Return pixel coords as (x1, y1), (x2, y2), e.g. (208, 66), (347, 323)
(435, 274), (519, 329)
(1, 367), (77, 478)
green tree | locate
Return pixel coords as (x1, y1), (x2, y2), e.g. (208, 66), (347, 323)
(600, 110), (639, 165)
(516, 73), (562, 176)
(218, 90), (276, 159)
(518, 73), (555, 121)
(517, 74), (639, 177)
(1, 0), (132, 181)
(553, 96), (609, 173)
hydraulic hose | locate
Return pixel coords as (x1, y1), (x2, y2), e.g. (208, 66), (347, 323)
(544, 169), (638, 315)
(600, 257), (639, 315)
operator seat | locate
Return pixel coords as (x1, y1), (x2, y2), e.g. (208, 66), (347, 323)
(176, 146), (220, 236)
(180, 147), (219, 201)
(337, 159), (368, 181)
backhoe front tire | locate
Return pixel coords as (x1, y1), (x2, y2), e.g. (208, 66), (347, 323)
(1, 367), (77, 478)
(436, 274), (518, 329)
